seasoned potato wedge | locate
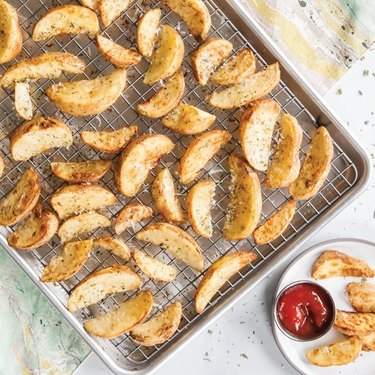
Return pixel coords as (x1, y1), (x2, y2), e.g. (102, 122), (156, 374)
(67, 265), (142, 312)
(115, 203), (153, 235)
(335, 311), (375, 336)
(207, 62), (280, 109)
(347, 283), (375, 313)
(100, 0), (131, 28)
(136, 8), (161, 58)
(94, 237), (131, 262)
(311, 250), (374, 279)
(133, 249), (178, 283)
(179, 130), (231, 184)
(195, 251), (257, 313)
(186, 179), (215, 238)
(305, 337), (362, 367)
(136, 222), (204, 272)
(360, 332), (375, 351)
(265, 114), (303, 188)
(14, 82), (33, 120)
(114, 134), (174, 197)
(84, 290), (153, 339)
(223, 154), (262, 241)
(8, 205), (59, 250)
(144, 25), (184, 85)
(130, 301), (182, 345)
(10, 117), (73, 161)
(0, 168), (40, 226)
(137, 71), (185, 118)
(51, 184), (117, 220)
(41, 240), (93, 283)
(79, 0), (99, 11)
(32, 5), (99, 41)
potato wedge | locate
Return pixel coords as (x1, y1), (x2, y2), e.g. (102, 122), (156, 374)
(133, 249), (178, 283)
(305, 337), (362, 367)
(96, 35), (141, 68)
(114, 134), (174, 197)
(51, 184), (117, 220)
(335, 311), (375, 336)
(84, 290), (153, 339)
(79, 0), (99, 11)
(311, 250), (374, 280)
(115, 203), (153, 235)
(223, 154), (262, 241)
(80, 125), (138, 153)
(360, 332), (375, 351)
(10, 117), (73, 161)
(136, 222), (204, 272)
(144, 25), (184, 85)
(47, 68), (127, 117)
(41, 240), (93, 282)
(265, 114), (303, 188)
(67, 265), (142, 312)
(99, 0), (131, 28)
(162, 104), (216, 135)
(347, 283), (375, 313)
(7, 205), (59, 250)
(210, 48), (256, 85)
(195, 251), (257, 313)
(14, 82), (33, 121)
(207, 62), (280, 109)
(130, 301), (182, 345)
(152, 168), (185, 224)
(32, 5), (99, 41)
(51, 160), (112, 183)
(57, 212), (111, 243)
(137, 71), (185, 118)
(0, 168), (40, 226)
(94, 237), (131, 262)
(253, 199), (296, 245)
(179, 130), (231, 184)
(136, 8), (161, 58)
(186, 179), (215, 238)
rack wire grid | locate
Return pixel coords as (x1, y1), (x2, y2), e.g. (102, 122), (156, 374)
(0, 0), (358, 369)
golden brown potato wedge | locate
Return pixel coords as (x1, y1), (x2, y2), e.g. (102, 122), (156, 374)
(114, 134), (174, 197)
(67, 265), (142, 312)
(223, 154), (262, 241)
(179, 130), (231, 185)
(347, 283), (375, 313)
(14, 82), (33, 120)
(195, 251), (257, 313)
(136, 222), (204, 272)
(93, 237), (131, 262)
(115, 203), (154, 235)
(130, 301), (182, 345)
(136, 8), (161, 58)
(84, 290), (153, 339)
(360, 332), (375, 351)
(334, 310), (375, 336)
(79, 0), (99, 11)
(0, 168), (40, 226)
(207, 62), (280, 109)
(99, 0), (131, 28)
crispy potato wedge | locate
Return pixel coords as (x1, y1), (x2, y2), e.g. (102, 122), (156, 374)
(67, 265), (142, 312)
(47, 68), (127, 117)
(152, 168), (185, 224)
(136, 222), (204, 272)
(223, 154), (262, 241)
(210, 48), (256, 85)
(207, 62), (280, 109)
(115, 203), (153, 235)
(57, 212), (111, 243)
(195, 251), (257, 313)
(265, 114), (303, 188)
(79, 0), (99, 11)
(7, 205), (58, 250)
(335, 311), (375, 336)
(253, 199), (296, 245)
(80, 125), (138, 153)
(347, 283), (375, 313)
(84, 290), (153, 339)
(186, 179), (215, 238)
(311, 250), (374, 279)
(136, 8), (161, 58)
(144, 25), (184, 84)
(0, 168), (40, 226)
(114, 134), (174, 197)
(179, 130), (231, 184)
(99, 0), (131, 28)
(289, 127), (333, 200)
(14, 82), (33, 120)
(32, 5), (99, 41)
(360, 332), (375, 351)
(10, 117), (73, 161)
(41, 240), (93, 282)
(130, 301), (182, 345)
(51, 184), (117, 220)
(133, 249), (178, 283)
(94, 237), (131, 262)
(137, 71), (185, 118)
(305, 336), (362, 367)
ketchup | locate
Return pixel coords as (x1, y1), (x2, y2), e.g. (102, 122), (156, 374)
(276, 282), (334, 339)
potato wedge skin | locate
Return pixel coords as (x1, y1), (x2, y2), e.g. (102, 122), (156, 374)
(100, 0), (131, 28)
(347, 283), (375, 313)
(334, 310), (375, 336)
(94, 237), (131, 262)
(14, 82), (33, 120)
(115, 202), (154, 235)
(136, 8), (161, 58)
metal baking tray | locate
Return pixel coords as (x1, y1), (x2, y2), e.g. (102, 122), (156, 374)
(0, 0), (371, 374)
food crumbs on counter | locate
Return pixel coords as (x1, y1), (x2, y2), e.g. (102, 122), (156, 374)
(358, 90), (363, 95)
(207, 329), (213, 334)
(240, 353), (248, 359)
(363, 69), (369, 76)
(336, 88), (343, 95)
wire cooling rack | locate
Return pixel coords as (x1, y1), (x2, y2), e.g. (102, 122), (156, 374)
(0, 0), (360, 372)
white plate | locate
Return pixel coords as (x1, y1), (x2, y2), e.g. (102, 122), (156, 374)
(272, 238), (375, 375)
